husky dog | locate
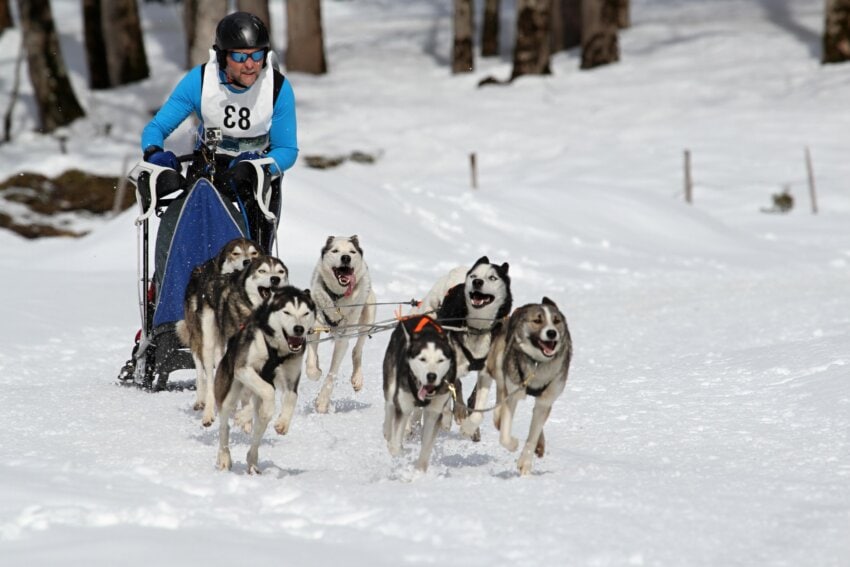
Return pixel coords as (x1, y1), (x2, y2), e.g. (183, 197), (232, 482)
(383, 315), (456, 472)
(461, 297), (572, 476)
(178, 238), (262, 413)
(215, 287), (316, 473)
(178, 254), (289, 426)
(428, 257), (512, 429)
(305, 235), (377, 413)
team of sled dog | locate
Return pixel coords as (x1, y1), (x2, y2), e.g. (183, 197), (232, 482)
(176, 235), (572, 476)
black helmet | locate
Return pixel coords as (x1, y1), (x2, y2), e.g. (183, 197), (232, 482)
(214, 12), (270, 68)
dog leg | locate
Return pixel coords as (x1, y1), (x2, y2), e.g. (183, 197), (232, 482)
(461, 371), (492, 436)
(216, 383), (241, 471)
(499, 387), (522, 452)
(517, 401), (552, 476)
(316, 337), (348, 413)
(247, 387), (275, 475)
(388, 407), (407, 457)
(305, 339), (322, 381)
(191, 353), (206, 411)
(383, 401), (395, 443)
(349, 297), (375, 392)
(234, 393), (254, 434)
(535, 430), (546, 458)
(415, 405), (443, 472)
(407, 407), (423, 438)
(200, 311), (219, 426)
(274, 389), (298, 435)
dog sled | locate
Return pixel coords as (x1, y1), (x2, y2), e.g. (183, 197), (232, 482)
(116, 130), (282, 391)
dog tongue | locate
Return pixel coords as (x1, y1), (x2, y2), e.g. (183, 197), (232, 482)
(417, 386), (429, 401)
(343, 273), (357, 298)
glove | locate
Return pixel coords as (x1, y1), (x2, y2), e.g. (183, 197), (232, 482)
(228, 151), (261, 169)
(143, 146), (181, 173)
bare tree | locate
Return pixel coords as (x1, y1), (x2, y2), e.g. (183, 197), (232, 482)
(481, 0), (499, 57)
(511, 0), (552, 79)
(237, 0), (271, 34)
(581, 0), (619, 70)
(617, 0), (630, 29)
(453, 0), (475, 72)
(0, 0), (13, 33)
(82, 0), (110, 89)
(102, 0), (150, 85)
(184, 0), (227, 68)
(16, 0), (86, 132)
(551, 0), (581, 54)
(824, 0), (850, 64)
(286, 0), (327, 74)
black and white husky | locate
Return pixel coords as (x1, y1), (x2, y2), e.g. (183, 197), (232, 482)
(214, 287), (316, 474)
(383, 315), (457, 472)
(461, 297), (572, 475)
(417, 256), (512, 428)
(305, 235), (377, 413)
(177, 253), (288, 426)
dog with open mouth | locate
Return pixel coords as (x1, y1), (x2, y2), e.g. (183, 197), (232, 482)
(383, 315), (457, 472)
(214, 286), (316, 474)
(305, 235), (376, 413)
(420, 257), (512, 431)
(461, 297), (572, 476)
(178, 253), (289, 426)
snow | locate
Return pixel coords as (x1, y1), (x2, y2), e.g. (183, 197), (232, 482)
(1, 0), (849, 565)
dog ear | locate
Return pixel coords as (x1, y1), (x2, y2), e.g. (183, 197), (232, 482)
(302, 288), (311, 297)
(541, 296), (558, 308)
(474, 255), (489, 267)
(350, 235), (362, 254)
(321, 236), (335, 256)
(500, 262), (509, 275)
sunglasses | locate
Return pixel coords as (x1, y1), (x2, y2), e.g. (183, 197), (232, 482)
(229, 50), (266, 63)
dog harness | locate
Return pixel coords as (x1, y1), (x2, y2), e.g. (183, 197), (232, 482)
(259, 336), (295, 385)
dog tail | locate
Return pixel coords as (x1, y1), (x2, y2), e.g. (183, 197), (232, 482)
(175, 319), (191, 347)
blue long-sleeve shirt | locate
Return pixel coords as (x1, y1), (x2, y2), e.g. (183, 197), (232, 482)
(141, 65), (298, 175)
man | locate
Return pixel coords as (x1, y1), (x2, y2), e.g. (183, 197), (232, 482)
(141, 11), (297, 250)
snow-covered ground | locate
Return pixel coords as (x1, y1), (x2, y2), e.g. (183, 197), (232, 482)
(1, 1), (849, 565)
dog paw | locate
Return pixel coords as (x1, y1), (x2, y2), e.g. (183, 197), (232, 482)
(306, 367), (322, 381)
(459, 419), (478, 438)
(517, 457), (533, 476)
(216, 449), (232, 471)
(501, 436), (519, 452)
(274, 419), (290, 436)
(246, 448), (260, 474)
(202, 412), (216, 428)
(471, 428), (481, 443)
(350, 372), (363, 392)
(387, 442), (402, 457)
(414, 459), (430, 473)
(193, 401), (205, 411)
(315, 397), (330, 414)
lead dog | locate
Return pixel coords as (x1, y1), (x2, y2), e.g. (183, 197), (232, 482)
(417, 257), (512, 433)
(305, 235), (377, 413)
(214, 287), (316, 474)
(461, 297), (572, 475)
(383, 315), (457, 472)
(178, 254), (288, 426)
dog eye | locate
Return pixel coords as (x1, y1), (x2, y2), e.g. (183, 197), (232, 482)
(488, 275), (497, 281)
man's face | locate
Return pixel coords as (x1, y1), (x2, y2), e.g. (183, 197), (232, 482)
(224, 48), (265, 87)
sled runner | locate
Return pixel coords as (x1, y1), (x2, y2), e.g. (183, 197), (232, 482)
(117, 132), (282, 391)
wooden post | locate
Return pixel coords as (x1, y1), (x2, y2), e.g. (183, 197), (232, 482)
(470, 152), (478, 189)
(684, 149), (692, 204)
(805, 146), (818, 214)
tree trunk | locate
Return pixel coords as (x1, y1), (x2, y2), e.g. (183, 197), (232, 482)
(551, 0), (581, 54)
(511, 0), (552, 80)
(0, 0), (13, 33)
(452, 0), (474, 72)
(82, 0), (110, 89)
(481, 0), (500, 58)
(16, 0), (86, 132)
(237, 0), (271, 36)
(184, 0), (226, 69)
(102, 0), (150, 85)
(823, 0), (850, 64)
(286, 0), (327, 74)
(581, 0), (619, 70)
(617, 0), (630, 29)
